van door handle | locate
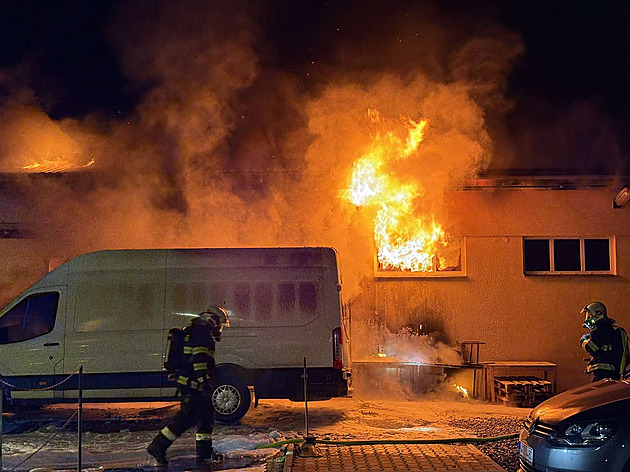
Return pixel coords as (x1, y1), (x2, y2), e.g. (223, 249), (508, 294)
(43, 342), (60, 347)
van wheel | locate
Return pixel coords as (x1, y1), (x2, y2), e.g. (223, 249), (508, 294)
(212, 374), (251, 424)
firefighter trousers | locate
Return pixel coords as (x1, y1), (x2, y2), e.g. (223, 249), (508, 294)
(167, 392), (216, 458)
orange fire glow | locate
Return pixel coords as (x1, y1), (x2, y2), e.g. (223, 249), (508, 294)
(453, 384), (469, 398)
(344, 111), (448, 272)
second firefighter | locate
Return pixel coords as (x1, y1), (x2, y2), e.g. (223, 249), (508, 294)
(580, 301), (629, 382)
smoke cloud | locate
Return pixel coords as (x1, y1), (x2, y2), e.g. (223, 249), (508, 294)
(0, 0), (522, 306)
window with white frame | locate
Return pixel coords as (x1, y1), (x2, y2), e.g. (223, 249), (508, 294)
(523, 237), (615, 275)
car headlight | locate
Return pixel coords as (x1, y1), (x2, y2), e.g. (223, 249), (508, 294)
(551, 420), (620, 446)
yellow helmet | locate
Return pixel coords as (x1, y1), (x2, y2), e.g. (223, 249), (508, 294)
(581, 301), (607, 329)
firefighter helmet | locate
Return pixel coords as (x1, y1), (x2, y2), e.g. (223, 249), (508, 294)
(581, 301), (608, 329)
(196, 305), (230, 339)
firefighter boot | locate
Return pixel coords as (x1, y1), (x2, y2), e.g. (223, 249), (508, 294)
(147, 433), (172, 467)
(196, 440), (223, 466)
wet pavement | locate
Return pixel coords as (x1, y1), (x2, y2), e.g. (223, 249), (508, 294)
(0, 396), (528, 472)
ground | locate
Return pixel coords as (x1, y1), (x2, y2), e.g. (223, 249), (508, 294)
(0, 391), (529, 472)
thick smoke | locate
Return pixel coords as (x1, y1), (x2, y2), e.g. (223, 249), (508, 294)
(0, 1), (520, 306)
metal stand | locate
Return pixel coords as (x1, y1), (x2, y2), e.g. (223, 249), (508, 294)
(303, 357), (309, 437)
(1, 388), (3, 472)
(298, 357), (320, 457)
(78, 365), (83, 472)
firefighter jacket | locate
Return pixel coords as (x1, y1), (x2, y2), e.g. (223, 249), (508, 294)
(581, 317), (629, 379)
(172, 321), (216, 395)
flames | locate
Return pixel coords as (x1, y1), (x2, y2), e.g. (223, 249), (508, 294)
(344, 110), (449, 272)
(21, 156), (96, 173)
(453, 384), (469, 398)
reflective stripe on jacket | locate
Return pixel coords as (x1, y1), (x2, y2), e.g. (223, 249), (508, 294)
(616, 327), (629, 376)
(583, 318), (628, 380)
(586, 363), (615, 373)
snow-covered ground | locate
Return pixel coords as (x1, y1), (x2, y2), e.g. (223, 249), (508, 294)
(0, 389), (529, 472)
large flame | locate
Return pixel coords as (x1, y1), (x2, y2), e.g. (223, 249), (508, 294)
(345, 111), (448, 272)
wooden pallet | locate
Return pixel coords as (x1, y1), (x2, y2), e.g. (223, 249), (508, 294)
(494, 376), (553, 407)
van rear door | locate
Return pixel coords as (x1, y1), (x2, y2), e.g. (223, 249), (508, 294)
(0, 287), (67, 400)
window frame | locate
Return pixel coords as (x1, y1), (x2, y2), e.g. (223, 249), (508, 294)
(523, 236), (616, 275)
(374, 236), (467, 278)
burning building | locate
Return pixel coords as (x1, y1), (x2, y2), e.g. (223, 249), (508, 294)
(2, 163), (629, 395)
(1, 0), (629, 400)
(346, 170), (630, 393)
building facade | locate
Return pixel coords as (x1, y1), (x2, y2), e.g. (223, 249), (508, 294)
(349, 175), (630, 392)
(1, 173), (629, 392)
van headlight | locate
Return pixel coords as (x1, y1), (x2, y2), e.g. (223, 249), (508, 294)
(551, 420), (620, 446)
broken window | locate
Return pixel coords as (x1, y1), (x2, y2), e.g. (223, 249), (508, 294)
(523, 237), (614, 274)
(374, 236), (465, 278)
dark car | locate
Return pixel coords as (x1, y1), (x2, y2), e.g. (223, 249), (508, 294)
(518, 379), (630, 472)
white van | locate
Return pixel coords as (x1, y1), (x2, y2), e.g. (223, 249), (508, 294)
(0, 247), (350, 423)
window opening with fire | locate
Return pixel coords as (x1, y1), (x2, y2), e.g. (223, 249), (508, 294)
(523, 237), (615, 275)
(342, 110), (465, 278)
(373, 236), (465, 277)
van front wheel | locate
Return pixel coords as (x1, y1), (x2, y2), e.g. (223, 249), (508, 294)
(212, 375), (251, 424)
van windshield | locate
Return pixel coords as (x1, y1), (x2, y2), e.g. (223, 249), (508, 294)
(0, 292), (59, 343)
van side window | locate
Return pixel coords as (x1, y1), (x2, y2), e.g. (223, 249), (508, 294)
(226, 281), (320, 326)
(0, 292), (59, 344)
(277, 283), (296, 314)
(234, 284), (251, 316)
(255, 283), (273, 320)
(299, 283), (318, 314)
(209, 284), (227, 306)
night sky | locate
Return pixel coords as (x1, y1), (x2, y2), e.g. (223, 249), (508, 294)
(1, 0), (629, 174)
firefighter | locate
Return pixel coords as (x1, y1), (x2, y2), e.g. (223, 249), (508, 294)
(147, 305), (230, 467)
(581, 301), (629, 381)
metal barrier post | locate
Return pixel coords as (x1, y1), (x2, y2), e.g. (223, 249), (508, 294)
(303, 357), (309, 437)
(1, 388), (3, 472)
(77, 365), (83, 472)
